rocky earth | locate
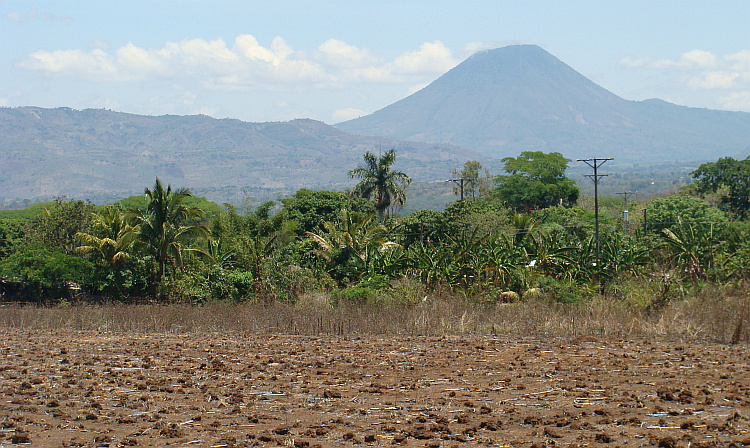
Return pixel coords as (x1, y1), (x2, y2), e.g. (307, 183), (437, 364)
(1, 331), (749, 447)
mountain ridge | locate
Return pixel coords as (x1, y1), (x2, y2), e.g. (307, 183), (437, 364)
(0, 106), (479, 205)
(336, 45), (750, 162)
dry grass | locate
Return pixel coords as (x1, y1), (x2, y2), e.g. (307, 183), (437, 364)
(0, 285), (748, 343)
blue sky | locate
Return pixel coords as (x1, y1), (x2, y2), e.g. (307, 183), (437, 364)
(2, 1), (749, 124)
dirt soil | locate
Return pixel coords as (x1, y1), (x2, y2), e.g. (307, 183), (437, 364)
(1, 331), (749, 448)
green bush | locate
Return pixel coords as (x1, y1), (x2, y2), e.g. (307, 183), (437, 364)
(533, 275), (592, 303)
(329, 287), (377, 306)
(0, 247), (95, 301)
(356, 274), (391, 290)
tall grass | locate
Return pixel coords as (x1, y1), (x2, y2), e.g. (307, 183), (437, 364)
(1, 284), (747, 343)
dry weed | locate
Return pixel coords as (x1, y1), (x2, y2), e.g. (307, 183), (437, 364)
(0, 285), (748, 342)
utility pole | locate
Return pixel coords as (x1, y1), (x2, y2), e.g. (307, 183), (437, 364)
(447, 178), (468, 201)
(578, 157), (613, 263)
(616, 191), (634, 235)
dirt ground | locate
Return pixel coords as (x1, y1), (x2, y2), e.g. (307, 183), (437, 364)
(1, 331), (749, 448)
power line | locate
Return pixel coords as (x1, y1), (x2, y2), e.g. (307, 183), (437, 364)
(578, 157), (613, 262)
(615, 191), (634, 235)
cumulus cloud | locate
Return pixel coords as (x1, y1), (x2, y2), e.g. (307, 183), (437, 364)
(689, 71), (740, 89)
(393, 41), (457, 74)
(17, 35), (457, 92)
(621, 48), (750, 99)
(682, 50), (717, 68)
(318, 39), (380, 68)
(719, 91), (750, 111)
(19, 48), (117, 79)
(621, 50), (719, 70)
(332, 107), (367, 122)
(726, 50), (750, 71)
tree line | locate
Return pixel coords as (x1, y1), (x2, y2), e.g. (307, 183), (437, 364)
(1, 149), (749, 309)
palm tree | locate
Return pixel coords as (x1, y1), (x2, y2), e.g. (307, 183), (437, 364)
(76, 205), (138, 269)
(127, 178), (210, 290)
(349, 149), (411, 222)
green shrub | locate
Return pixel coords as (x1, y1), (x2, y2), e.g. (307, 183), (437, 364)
(0, 247), (95, 301)
(329, 287), (376, 306)
(356, 274), (391, 290)
(533, 276), (592, 303)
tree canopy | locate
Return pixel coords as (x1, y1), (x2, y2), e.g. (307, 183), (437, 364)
(493, 151), (579, 211)
(691, 156), (750, 219)
(450, 160), (492, 199)
(278, 189), (375, 234)
(349, 149), (411, 222)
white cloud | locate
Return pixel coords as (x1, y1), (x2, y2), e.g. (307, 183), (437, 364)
(116, 43), (168, 79)
(393, 41), (457, 74)
(318, 39), (378, 68)
(726, 50), (750, 72)
(16, 36), (464, 95)
(332, 107), (366, 122)
(619, 56), (652, 69)
(162, 38), (238, 68)
(719, 91), (750, 110)
(233, 34), (276, 63)
(19, 48), (117, 79)
(623, 50), (719, 70)
(0, 97), (8, 107)
(681, 50), (717, 68)
(345, 66), (401, 83)
(688, 71), (739, 89)
(407, 82), (430, 95)
(621, 48), (750, 106)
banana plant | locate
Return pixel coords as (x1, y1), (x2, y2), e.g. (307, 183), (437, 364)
(305, 209), (399, 284)
(662, 219), (727, 282)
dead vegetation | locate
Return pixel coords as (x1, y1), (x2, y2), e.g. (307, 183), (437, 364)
(1, 284), (748, 343)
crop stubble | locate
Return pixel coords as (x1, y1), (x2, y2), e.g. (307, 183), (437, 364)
(0, 331), (749, 447)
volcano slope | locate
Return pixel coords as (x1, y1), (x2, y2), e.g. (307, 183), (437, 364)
(1, 331), (749, 447)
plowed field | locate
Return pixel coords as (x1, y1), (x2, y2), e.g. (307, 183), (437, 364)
(1, 331), (749, 447)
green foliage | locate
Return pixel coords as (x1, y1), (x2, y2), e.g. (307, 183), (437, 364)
(493, 151), (579, 211)
(442, 197), (509, 240)
(0, 201), (58, 220)
(76, 205), (138, 269)
(118, 193), (224, 219)
(533, 276), (592, 303)
(691, 156), (750, 219)
(450, 160), (492, 199)
(305, 209), (398, 285)
(356, 274), (392, 290)
(349, 149), (412, 222)
(645, 195), (726, 235)
(211, 269), (256, 302)
(127, 178), (211, 295)
(662, 219), (727, 282)
(25, 198), (95, 255)
(534, 206), (592, 240)
(0, 247), (95, 301)
(279, 189), (374, 234)
(329, 287), (376, 306)
(396, 209), (446, 247)
(0, 219), (24, 258)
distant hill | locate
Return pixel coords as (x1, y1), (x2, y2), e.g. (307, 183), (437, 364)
(0, 107), (479, 205)
(336, 45), (750, 163)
